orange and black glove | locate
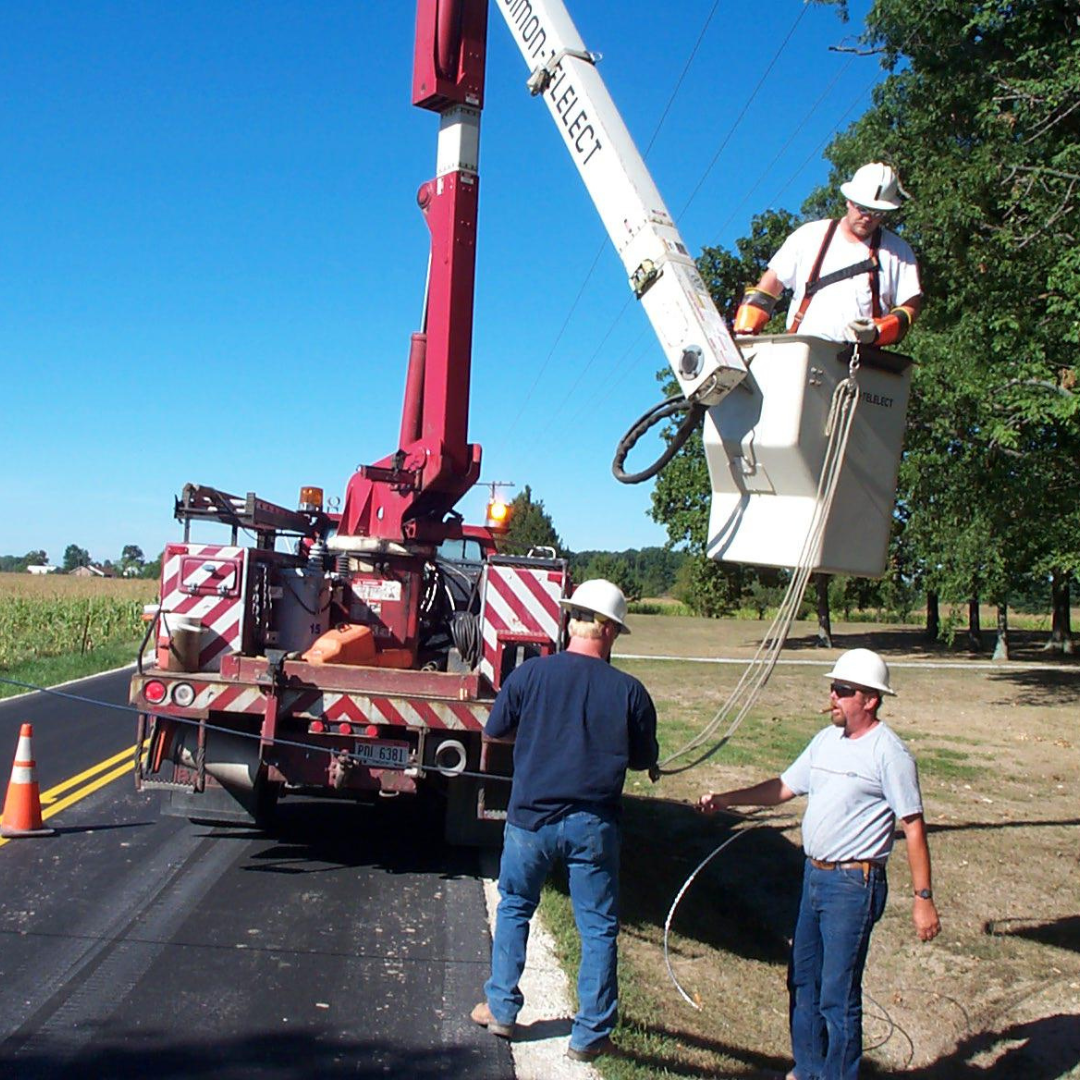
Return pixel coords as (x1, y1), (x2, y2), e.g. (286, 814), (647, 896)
(733, 286), (780, 335)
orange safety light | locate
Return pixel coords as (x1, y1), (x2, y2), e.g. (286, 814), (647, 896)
(299, 486), (324, 512)
(486, 498), (510, 530)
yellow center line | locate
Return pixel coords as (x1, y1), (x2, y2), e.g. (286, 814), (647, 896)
(1, 740), (148, 849)
(39, 742), (144, 804)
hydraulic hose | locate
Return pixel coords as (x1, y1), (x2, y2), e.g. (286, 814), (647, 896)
(612, 395), (706, 485)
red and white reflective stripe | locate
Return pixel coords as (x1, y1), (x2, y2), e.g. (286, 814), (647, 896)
(297, 692), (487, 731)
(157, 544), (247, 671)
(479, 565), (565, 683)
(159, 683), (488, 730)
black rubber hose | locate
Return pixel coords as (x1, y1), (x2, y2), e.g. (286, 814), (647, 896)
(611, 395), (707, 484)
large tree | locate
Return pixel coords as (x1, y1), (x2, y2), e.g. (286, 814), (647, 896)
(499, 485), (564, 556)
(62, 544), (92, 572)
(816, 0), (1080, 650)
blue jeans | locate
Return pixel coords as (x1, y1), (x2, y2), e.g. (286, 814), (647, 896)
(788, 859), (888, 1080)
(484, 810), (620, 1052)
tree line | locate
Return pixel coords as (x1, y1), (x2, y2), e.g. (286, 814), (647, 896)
(0, 544), (162, 579)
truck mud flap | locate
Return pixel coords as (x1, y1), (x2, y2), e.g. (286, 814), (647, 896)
(162, 774), (281, 828)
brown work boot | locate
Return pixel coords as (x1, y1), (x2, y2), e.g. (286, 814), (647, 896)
(470, 1001), (515, 1038)
(566, 1036), (617, 1062)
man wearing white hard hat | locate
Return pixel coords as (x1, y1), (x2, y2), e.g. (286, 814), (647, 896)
(471, 580), (658, 1063)
(699, 648), (939, 1080)
(734, 163), (922, 347)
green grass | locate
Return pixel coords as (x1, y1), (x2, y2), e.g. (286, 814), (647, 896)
(0, 637), (141, 701)
(907, 743), (982, 782)
(628, 599), (692, 617)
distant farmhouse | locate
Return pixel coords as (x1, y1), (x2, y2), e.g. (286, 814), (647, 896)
(70, 564), (114, 578)
(26, 564), (59, 575)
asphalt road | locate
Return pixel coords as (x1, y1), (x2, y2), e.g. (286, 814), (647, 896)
(0, 670), (513, 1079)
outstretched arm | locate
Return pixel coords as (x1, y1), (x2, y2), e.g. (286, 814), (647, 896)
(698, 777), (796, 813)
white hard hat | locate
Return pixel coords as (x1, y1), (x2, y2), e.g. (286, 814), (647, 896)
(840, 162), (908, 211)
(559, 579), (631, 634)
(824, 648), (896, 696)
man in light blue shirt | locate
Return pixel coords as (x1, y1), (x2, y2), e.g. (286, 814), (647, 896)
(699, 648), (940, 1080)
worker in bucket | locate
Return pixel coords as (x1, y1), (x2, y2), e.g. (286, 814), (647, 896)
(471, 579), (659, 1063)
(699, 648), (940, 1080)
(733, 163), (922, 347)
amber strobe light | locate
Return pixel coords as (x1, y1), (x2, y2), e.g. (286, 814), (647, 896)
(486, 499), (510, 530)
(299, 486), (324, 511)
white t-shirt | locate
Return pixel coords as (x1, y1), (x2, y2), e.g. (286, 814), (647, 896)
(780, 722), (923, 863)
(768, 219), (921, 342)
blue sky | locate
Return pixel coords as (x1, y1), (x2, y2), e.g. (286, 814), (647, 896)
(1, 0), (878, 565)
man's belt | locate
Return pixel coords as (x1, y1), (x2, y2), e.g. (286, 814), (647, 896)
(809, 857), (884, 882)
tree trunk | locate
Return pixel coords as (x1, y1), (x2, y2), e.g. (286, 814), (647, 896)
(967, 596), (984, 652)
(992, 603), (1009, 660)
(815, 573), (833, 648)
(1044, 571), (1074, 654)
(926, 590), (940, 641)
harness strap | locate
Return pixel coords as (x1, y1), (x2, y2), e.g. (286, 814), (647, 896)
(869, 226), (882, 317)
(805, 256), (878, 297)
(789, 222), (883, 332)
(789, 219), (837, 333)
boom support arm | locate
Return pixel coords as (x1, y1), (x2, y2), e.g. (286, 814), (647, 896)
(339, 0), (745, 546)
(493, 0), (746, 406)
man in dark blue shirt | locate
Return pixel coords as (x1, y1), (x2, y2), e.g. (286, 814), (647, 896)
(470, 579), (658, 1063)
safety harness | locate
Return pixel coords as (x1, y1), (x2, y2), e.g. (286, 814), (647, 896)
(789, 220), (881, 333)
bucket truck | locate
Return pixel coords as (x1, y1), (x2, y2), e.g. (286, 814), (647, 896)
(131, 0), (911, 841)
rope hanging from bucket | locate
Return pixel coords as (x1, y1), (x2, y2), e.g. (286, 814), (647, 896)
(659, 346), (863, 776)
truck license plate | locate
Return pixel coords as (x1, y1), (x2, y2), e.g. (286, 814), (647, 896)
(353, 740), (409, 769)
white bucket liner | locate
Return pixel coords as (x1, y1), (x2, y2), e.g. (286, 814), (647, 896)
(704, 334), (913, 578)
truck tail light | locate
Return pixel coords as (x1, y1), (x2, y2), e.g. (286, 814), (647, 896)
(338, 723), (353, 735)
(171, 682), (196, 707)
(365, 725), (379, 738)
(143, 680), (168, 705)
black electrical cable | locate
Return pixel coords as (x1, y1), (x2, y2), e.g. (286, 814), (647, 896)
(611, 395), (706, 484)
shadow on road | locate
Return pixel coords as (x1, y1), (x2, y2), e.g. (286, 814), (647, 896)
(198, 796), (483, 881)
(1, 1028), (512, 1079)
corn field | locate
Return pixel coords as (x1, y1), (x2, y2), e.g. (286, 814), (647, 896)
(0, 574), (157, 669)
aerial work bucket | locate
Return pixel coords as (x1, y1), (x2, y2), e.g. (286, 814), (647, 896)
(703, 335), (913, 578)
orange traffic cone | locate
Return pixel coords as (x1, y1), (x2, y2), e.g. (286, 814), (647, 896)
(1, 723), (55, 838)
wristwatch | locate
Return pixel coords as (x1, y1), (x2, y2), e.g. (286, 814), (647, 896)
(914, 888), (933, 900)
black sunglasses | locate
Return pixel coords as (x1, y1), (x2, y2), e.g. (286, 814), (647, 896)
(850, 201), (891, 219)
(830, 682), (860, 698)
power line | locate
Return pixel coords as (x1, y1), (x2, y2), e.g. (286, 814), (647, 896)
(711, 53), (857, 242)
(674, 2), (810, 223)
(505, 1), (726, 433)
(518, 2), (817, 444)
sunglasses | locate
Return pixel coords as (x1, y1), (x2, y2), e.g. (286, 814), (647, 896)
(850, 201), (891, 220)
(830, 682), (860, 698)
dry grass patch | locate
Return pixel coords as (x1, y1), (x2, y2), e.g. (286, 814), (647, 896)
(539, 616), (1080, 1079)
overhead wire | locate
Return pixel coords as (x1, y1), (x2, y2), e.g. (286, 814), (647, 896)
(711, 53), (857, 242)
(504, 2), (721, 434)
(674, 2), (810, 223)
(518, 1), (839, 442)
(768, 0), (956, 209)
